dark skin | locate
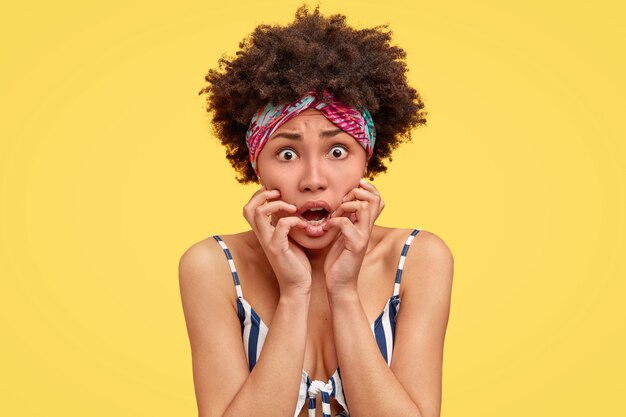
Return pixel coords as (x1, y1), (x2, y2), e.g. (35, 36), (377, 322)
(179, 110), (453, 416)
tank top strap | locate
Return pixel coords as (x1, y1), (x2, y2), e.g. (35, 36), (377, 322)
(393, 229), (421, 297)
(212, 235), (244, 298)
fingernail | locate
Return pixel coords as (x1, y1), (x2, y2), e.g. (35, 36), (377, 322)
(360, 178), (367, 184)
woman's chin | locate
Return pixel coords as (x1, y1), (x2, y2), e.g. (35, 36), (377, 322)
(289, 225), (339, 250)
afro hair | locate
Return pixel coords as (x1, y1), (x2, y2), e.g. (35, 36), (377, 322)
(198, 4), (427, 184)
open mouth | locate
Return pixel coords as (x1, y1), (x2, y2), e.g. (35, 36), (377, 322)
(299, 207), (330, 226)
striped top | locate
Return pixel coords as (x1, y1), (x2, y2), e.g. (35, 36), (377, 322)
(213, 229), (421, 417)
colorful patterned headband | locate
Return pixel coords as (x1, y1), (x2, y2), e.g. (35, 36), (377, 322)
(245, 90), (376, 177)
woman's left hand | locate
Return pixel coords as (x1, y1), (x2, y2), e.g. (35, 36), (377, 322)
(322, 179), (385, 294)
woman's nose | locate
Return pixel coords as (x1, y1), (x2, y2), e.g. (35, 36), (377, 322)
(299, 157), (328, 192)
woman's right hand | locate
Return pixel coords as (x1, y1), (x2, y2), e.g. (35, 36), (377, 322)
(243, 185), (312, 296)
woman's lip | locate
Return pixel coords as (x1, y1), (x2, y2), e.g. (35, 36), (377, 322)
(297, 200), (332, 215)
(303, 223), (327, 237)
(298, 213), (330, 236)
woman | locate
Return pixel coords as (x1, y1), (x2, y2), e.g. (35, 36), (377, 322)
(179, 6), (454, 417)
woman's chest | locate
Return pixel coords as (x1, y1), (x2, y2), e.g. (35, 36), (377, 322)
(239, 259), (395, 376)
(296, 398), (345, 417)
(238, 253), (395, 326)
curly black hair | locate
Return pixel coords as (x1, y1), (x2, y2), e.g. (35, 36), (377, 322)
(198, 4), (427, 184)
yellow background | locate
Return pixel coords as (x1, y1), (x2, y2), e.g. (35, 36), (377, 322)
(1, 1), (624, 415)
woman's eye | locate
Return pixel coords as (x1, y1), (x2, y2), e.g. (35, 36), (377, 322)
(329, 145), (348, 159)
(277, 148), (297, 161)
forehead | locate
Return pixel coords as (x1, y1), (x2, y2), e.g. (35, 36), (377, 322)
(275, 108), (336, 130)
(298, 108), (325, 117)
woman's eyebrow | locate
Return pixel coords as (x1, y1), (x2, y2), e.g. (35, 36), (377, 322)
(320, 128), (344, 138)
(271, 129), (344, 140)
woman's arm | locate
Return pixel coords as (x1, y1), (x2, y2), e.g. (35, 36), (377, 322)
(179, 186), (314, 416)
(179, 242), (310, 417)
(328, 230), (454, 417)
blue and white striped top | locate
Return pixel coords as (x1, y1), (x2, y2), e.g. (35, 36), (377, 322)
(213, 229), (421, 417)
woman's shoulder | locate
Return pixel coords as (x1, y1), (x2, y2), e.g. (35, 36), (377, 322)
(178, 230), (257, 295)
(373, 226), (452, 263)
(374, 226), (454, 295)
(182, 230), (257, 257)
(375, 225), (446, 245)
(373, 225), (422, 247)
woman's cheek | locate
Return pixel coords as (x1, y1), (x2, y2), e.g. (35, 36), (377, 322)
(273, 188), (296, 206)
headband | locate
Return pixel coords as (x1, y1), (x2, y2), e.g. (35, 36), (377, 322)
(245, 90), (376, 177)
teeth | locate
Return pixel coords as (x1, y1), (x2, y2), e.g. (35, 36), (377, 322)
(300, 206), (328, 226)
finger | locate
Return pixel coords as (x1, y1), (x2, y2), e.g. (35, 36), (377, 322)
(271, 216), (308, 250)
(343, 187), (380, 203)
(254, 201), (298, 237)
(243, 189), (281, 224)
(330, 200), (371, 233)
(359, 180), (384, 212)
(322, 217), (366, 253)
(356, 200), (371, 232)
(255, 201), (297, 218)
(338, 191), (376, 218)
(331, 201), (362, 218)
(359, 178), (380, 195)
(359, 178), (381, 196)
(342, 187), (383, 222)
(250, 184), (271, 199)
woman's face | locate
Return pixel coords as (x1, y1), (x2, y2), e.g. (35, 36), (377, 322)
(256, 108), (368, 249)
